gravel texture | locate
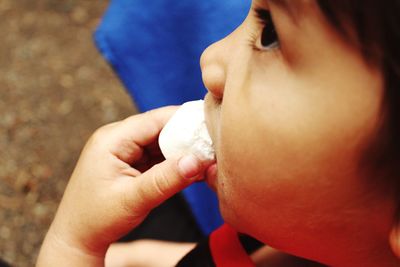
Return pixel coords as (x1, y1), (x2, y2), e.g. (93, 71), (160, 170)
(0, 0), (136, 265)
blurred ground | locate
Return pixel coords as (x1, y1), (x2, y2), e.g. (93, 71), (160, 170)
(0, 0), (136, 265)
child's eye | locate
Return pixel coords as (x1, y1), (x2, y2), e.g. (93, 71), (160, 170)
(254, 8), (280, 50)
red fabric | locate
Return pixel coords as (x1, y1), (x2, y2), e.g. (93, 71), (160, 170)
(210, 224), (255, 267)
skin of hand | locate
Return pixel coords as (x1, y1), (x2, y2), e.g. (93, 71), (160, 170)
(37, 106), (211, 266)
(105, 240), (196, 267)
(104, 240), (324, 267)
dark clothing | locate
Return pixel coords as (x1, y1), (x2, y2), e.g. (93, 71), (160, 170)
(120, 193), (204, 243)
(0, 258), (11, 267)
(120, 193), (263, 266)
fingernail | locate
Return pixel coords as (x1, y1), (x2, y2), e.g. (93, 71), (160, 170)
(178, 155), (201, 179)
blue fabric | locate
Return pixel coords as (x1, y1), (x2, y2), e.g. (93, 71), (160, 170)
(94, 0), (250, 235)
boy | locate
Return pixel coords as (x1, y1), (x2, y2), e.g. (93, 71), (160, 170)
(38, 0), (400, 266)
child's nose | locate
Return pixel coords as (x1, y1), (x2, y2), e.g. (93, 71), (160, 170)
(200, 39), (228, 100)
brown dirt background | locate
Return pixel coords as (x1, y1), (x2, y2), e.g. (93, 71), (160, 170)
(0, 0), (137, 265)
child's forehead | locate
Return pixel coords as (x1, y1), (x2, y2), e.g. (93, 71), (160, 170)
(269, 0), (315, 8)
(267, 0), (351, 35)
(266, 0), (318, 23)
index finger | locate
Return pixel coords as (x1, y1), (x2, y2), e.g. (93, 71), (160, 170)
(109, 105), (179, 164)
(123, 105), (179, 146)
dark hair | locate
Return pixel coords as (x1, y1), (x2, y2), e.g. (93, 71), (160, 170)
(316, 0), (400, 221)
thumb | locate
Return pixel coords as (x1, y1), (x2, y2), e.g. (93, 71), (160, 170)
(132, 154), (207, 212)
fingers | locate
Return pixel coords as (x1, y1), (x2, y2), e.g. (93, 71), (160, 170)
(94, 106), (178, 164)
(390, 227), (400, 259)
(119, 106), (179, 147)
(127, 155), (210, 213)
(105, 240), (196, 267)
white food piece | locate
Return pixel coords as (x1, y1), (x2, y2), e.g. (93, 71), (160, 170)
(159, 100), (215, 161)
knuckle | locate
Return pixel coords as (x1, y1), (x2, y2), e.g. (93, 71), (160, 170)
(88, 122), (118, 147)
(124, 111), (152, 125)
(91, 124), (110, 140)
(143, 109), (155, 118)
(122, 114), (142, 125)
(87, 130), (106, 149)
(142, 110), (162, 128)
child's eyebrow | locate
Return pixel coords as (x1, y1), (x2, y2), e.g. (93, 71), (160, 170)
(269, 0), (290, 9)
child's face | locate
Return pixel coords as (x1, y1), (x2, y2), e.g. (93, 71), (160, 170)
(203, 0), (394, 262)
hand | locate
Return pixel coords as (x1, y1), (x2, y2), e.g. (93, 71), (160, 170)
(37, 106), (211, 266)
(105, 240), (196, 267)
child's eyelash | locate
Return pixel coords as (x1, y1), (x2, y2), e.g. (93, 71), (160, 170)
(248, 8), (269, 51)
(247, 31), (259, 51)
(249, 8), (280, 52)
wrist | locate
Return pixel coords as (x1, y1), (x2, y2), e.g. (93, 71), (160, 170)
(37, 226), (107, 267)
